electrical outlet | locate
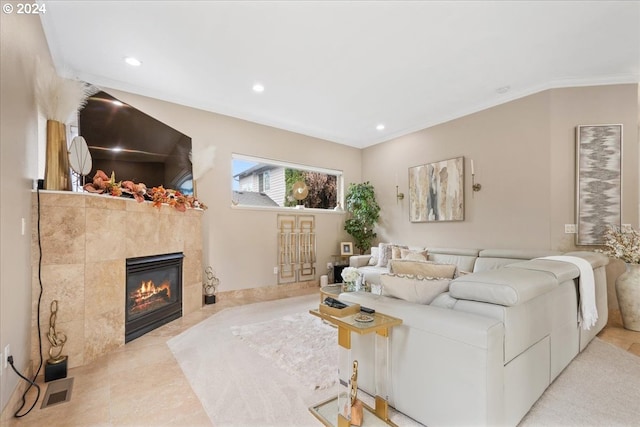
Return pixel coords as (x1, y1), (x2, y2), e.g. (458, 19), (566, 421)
(273, 266), (278, 275)
(4, 344), (9, 369)
(21, 217), (25, 236)
(564, 224), (576, 234)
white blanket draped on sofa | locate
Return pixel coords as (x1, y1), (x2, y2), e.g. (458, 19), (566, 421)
(539, 255), (598, 330)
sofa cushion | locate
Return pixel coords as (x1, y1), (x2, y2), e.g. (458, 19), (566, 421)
(376, 243), (393, 267)
(504, 259), (580, 282)
(381, 273), (451, 304)
(368, 246), (380, 266)
(474, 249), (563, 272)
(449, 268), (558, 306)
(400, 248), (428, 261)
(390, 259), (457, 279)
(426, 248), (479, 273)
(562, 251), (609, 269)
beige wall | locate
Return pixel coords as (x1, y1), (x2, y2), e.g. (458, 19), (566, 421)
(0, 13), (47, 412)
(363, 84), (639, 251)
(103, 88), (360, 293)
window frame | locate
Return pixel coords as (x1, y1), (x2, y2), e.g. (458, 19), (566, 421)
(231, 153), (344, 212)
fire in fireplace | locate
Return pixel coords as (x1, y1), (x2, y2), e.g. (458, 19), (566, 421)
(125, 252), (183, 342)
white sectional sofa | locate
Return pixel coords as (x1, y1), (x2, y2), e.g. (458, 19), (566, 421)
(339, 247), (609, 427)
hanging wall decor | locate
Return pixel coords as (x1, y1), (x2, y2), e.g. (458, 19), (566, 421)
(409, 156), (464, 222)
(576, 124), (623, 245)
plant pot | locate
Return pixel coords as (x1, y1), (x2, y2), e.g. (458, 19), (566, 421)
(615, 263), (640, 331)
(44, 120), (71, 191)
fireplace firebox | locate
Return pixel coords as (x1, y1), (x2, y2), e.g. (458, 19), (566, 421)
(125, 252), (183, 343)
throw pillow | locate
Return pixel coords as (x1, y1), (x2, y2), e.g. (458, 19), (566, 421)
(381, 273), (451, 304)
(403, 252), (428, 262)
(391, 245), (409, 260)
(389, 259), (457, 279)
(376, 243), (393, 268)
(367, 246), (380, 266)
(400, 248), (428, 261)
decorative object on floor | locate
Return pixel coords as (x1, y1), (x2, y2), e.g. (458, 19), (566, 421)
(470, 159), (482, 193)
(45, 300), (68, 382)
(277, 214), (316, 284)
(344, 181), (380, 254)
(409, 156), (464, 222)
(34, 58), (95, 191)
(40, 377), (74, 409)
(83, 169), (207, 211)
(203, 266), (219, 304)
(598, 225), (640, 331)
(575, 124), (623, 245)
(340, 241), (354, 256)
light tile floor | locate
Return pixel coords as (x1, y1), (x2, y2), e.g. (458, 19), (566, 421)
(2, 290), (639, 426)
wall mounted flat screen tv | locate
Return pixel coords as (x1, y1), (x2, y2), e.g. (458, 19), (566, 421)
(79, 91), (193, 195)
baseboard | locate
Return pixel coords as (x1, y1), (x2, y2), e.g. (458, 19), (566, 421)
(216, 280), (318, 301)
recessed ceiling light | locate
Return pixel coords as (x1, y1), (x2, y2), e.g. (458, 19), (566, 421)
(496, 85), (511, 94)
(124, 57), (142, 67)
(252, 83), (265, 93)
(376, 124), (385, 131)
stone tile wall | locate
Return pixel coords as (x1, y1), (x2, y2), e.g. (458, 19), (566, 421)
(31, 191), (203, 369)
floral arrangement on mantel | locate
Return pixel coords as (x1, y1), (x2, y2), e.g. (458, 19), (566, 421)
(597, 225), (640, 265)
(84, 170), (207, 212)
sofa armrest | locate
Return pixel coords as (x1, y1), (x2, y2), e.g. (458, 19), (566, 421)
(350, 255), (371, 268)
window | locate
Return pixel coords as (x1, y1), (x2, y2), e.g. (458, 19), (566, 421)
(259, 170), (270, 192)
(232, 154), (342, 209)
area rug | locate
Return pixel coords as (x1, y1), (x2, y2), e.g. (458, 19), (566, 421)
(519, 337), (640, 426)
(168, 294), (640, 426)
(168, 294), (422, 426)
(230, 312), (337, 390)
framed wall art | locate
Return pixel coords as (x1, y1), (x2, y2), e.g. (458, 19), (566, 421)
(575, 124), (622, 245)
(409, 156), (464, 222)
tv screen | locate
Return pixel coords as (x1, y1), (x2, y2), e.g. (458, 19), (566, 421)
(79, 91), (193, 195)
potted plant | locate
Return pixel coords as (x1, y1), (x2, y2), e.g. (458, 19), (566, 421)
(344, 182), (380, 254)
(597, 225), (640, 331)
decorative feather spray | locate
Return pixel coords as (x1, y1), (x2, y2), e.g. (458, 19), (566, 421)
(192, 145), (216, 181)
(34, 57), (96, 123)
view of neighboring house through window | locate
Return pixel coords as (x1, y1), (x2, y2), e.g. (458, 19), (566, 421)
(232, 154), (341, 209)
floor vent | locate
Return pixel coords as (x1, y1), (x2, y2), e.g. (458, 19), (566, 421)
(41, 377), (73, 409)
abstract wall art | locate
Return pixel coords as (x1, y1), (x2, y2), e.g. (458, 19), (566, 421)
(409, 156), (464, 222)
(576, 124), (622, 245)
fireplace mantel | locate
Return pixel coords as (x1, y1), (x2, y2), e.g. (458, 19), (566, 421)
(30, 191), (204, 369)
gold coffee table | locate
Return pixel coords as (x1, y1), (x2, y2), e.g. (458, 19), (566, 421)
(309, 308), (402, 427)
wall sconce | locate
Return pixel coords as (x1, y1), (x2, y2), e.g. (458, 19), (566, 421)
(471, 160), (482, 194)
(396, 185), (405, 203)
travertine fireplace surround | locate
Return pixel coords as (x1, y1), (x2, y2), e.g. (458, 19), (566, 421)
(30, 191), (203, 369)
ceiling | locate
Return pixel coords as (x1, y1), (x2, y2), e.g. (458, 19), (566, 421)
(40, 1), (639, 149)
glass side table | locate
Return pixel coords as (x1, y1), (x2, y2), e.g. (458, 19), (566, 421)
(309, 309), (402, 427)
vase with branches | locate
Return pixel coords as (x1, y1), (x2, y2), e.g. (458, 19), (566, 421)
(344, 182), (380, 254)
